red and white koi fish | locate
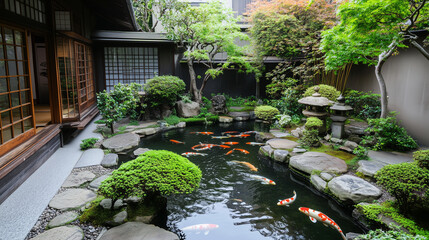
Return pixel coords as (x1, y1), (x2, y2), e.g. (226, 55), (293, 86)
(249, 174), (276, 185)
(233, 148), (250, 154)
(182, 223), (219, 235)
(228, 134), (250, 138)
(181, 152), (208, 157)
(190, 132), (214, 135)
(194, 146), (211, 151)
(221, 142), (239, 145)
(231, 160), (258, 171)
(222, 131), (239, 135)
(277, 191), (296, 206)
(243, 131), (257, 134)
(217, 145), (231, 149)
(170, 139), (185, 144)
(191, 143), (215, 150)
(211, 136), (230, 139)
(298, 207), (346, 240)
(246, 142), (265, 146)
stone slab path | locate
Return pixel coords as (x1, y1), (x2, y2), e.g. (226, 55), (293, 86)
(74, 149), (104, 168)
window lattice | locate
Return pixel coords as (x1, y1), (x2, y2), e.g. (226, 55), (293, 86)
(4, 0), (46, 24)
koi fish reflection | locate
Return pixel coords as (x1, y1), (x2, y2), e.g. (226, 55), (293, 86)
(181, 223), (219, 235)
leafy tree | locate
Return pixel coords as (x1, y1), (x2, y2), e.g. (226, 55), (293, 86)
(133, 0), (185, 32)
(321, 0), (429, 118)
(248, 0), (336, 83)
(161, 1), (259, 103)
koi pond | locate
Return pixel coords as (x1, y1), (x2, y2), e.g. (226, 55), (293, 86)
(128, 121), (364, 240)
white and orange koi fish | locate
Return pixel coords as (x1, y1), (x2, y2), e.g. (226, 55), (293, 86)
(243, 131), (257, 134)
(246, 142), (265, 146)
(277, 191), (296, 206)
(181, 152), (208, 157)
(211, 136), (230, 139)
(248, 174), (276, 185)
(298, 207), (346, 240)
(182, 223), (219, 235)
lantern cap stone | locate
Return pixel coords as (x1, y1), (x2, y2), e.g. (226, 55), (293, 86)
(298, 87), (332, 107)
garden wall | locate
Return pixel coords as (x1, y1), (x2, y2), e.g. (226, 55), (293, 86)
(346, 47), (429, 147)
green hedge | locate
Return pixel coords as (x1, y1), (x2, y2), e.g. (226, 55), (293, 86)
(144, 76), (186, 107)
(413, 150), (429, 170)
(255, 105), (280, 121)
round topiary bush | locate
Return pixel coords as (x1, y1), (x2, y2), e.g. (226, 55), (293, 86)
(413, 150), (429, 170)
(301, 117), (323, 147)
(375, 162), (429, 214)
(99, 150), (202, 203)
(304, 117), (323, 129)
(144, 76), (186, 107)
(255, 105), (280, 121)
(303, 84), (341, 101)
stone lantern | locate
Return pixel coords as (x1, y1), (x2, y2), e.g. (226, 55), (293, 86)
(330, 94), (352, 139)
(298, 86), (332, 133)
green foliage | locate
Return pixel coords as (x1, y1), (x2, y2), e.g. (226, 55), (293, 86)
(144, 76), (186, 107)
(266, 84), (305, 118)
(80, 138), (98, 150)
(305, 117), (323, 129)
(99, 150), (202, 202)
(277, 114), (292, 128)
(79, 196), (122, 225)
(301, 129), (320, 147)
(180, 94), (192, 104)
(356, 228), (427, 240)
(97, 83), (143, 133)
(375, 163), (429, 214)
(133, 0), (185, 32)
(344, 90), (381, 119)
(255, 105), (280, 121)
(266, 75), (298, 99)
(357, 202), (429, 238)
(364, 116), (418, 151)
(163, 115), (180, 126)
(353, 146), (369, 160)
(413, 150), (429, 170)
(179, 116), (219, 123)
(303, 84), (340, 101)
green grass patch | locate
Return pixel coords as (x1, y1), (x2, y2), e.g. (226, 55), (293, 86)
(118, 126), (127, 131)
(128, 120), (139, 126)
(228, 106), (255, 112)
(310, 144), (355, 162)
(179, 116), (219, 123)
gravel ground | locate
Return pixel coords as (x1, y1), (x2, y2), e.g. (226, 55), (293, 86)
(25, 165), (113, 240)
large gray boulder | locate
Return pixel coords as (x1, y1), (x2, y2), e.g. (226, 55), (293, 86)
(259, 145), (274, 158)
(228, 112), (250, 121)
(267, 139), (299, 150)
(101, 154), (119, 168)
(357, 160), (387, 178)
(273, 150), (290, 163)
(255, 132), (275, 142)
(211, 95), (228, 114)
(31, 226), (83, 240)
(310, 174), (327, 192)
(102, 133), (140, 152)
(176, 100), (200, 118)
(99, 222), (179, 240)
(289, 152), (348, 175)
(49, 189), (97, 211)
(328, 175), (382, 203)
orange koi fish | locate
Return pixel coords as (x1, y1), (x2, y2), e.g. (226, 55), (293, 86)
(231, 160), (258, 171)
(277, 191), (296, 206)
(170, 139), (185, 144)
(233, 148), (249, 154)
(194, 146), (211, 151)
(228, 134), (250, 138)
(217, 145), (231, 149)
(225, 149), (235, 155)
(246, 142), (265, 146)
(190, 132), (214, 135)
(221, 142), (239, 145)
(249, 174), (276, 185)
(222, 131), (239, 135)
(211, 136), (230, 139)
(181, 152), (208, 157)
(191, 143), (215, 150)
(298, 207), (346, 240)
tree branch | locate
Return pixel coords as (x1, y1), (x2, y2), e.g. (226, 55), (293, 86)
(410, 39), (429, 60)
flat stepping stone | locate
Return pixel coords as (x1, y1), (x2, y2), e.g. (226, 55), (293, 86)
(219, 116), (233, 123)
(49, 189), (96, 211)
(89, 174), (111, 190)
(368, 150), (413, 165)
(289, 152), (347, 175)
(31, 226), (83, 240)
(134, 128), (158, 137)
(255, 132), (275, 142)
(328, 175), (382, 203)
(133, 148), (151, 157)
(47, 211), (79, 229)
(269, 130), (289, 138)
(99, 222), (178, 240)
(62, 171), (95, 188)
(228, 112), (250, 121)
(102, 133), (140, 152)
(101, 153), (119, 168)
(357, 160), (387, 177)
(267, 139), (299, 150)
(75, 149), (104, 168)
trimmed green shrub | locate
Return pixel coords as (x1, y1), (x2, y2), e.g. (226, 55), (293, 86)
(356, 228), (427, 240)
(305, 117), (323, 129)
(353, 145), (369, 160)
(80, 138), (99, 150)
(375, 163), (429, 214)
(277, 114), (292, 128)
(413, 150), (429, 170)
(356, 202), (429, 238)
(363, 116), (418, 151)
(303, 84), (340, 101)
(97, 83), (143, 133)
(344, 89), (381, 119)
(99, 150), (202, 204)
(164, 115), (180, 126)
(255, 105), (280, 121)
(144, 76), (186, 107)
(301, 129), (320, 147)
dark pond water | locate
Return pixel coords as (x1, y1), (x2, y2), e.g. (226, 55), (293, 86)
(134, 121), (364, 240)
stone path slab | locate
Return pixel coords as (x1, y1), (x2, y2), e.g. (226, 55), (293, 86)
(270, 130), (290, 138)
(133, 148), (151, 157)
(289, 152), (348, 175)
(102, 133), (140, 152)
(30, 226), (83, 240)
(99, 222), (178, 240)
(49, 189), (96, 211)
(267, 139), (299, 150)
(368, 150), (413, 165)
(75, 149), (104, 168)
(47, 211), (79, 229)
(101, 153), (119, 168)
(328, 175), (381, 203)
(62, 171), (95, 188)
(357, 160), (387, 178)
(228, 112), (250, 121)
